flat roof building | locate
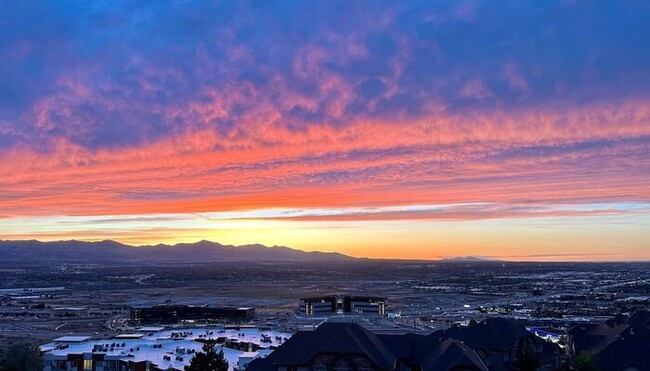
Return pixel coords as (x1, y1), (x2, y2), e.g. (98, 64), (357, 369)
(52, 307), (89, 317)
(130, 304), (255, 325)
(299, 295), (386, 316)
(41, 327), (289, 371)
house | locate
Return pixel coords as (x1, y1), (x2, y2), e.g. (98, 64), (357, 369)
(568, 311), (650, 371)
(440, 318), (561, 371)
(248, 322), (488, 371)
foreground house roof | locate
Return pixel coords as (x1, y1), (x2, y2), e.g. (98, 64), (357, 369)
(442, 317), (533, 352)
(249, 322), (488, 371)
(569, 310), (650, 371)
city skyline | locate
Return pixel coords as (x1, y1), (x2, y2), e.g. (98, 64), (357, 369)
(1, 1), (649, 260)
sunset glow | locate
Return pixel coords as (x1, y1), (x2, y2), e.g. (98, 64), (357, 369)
(1, 1), (649, 260)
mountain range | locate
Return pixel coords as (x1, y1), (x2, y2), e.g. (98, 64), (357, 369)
(0, 239), (352, 264)
(439, 256), (497, 262)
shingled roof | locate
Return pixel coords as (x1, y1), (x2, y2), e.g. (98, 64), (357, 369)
(441, 317), (533, 352)
(249, 322), (489, 371)
(569, 310), (650, 371)
(421, 338), (488, 371)
(249, 322), (397, 370)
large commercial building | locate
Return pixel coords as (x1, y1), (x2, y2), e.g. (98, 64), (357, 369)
(130, 304), (255, 325)
(41, 328), (288, 371)
(299, 295), (386, 316)
(52, 307), (89, 317)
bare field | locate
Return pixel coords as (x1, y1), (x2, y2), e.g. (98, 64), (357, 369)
(1, 260), (649, 343)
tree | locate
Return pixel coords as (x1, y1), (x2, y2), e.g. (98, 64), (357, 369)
(185, 340), (229, 371)
(515, 338), (539, 371)
(573, 351), (600, 371)
(0, 341), (43, 371)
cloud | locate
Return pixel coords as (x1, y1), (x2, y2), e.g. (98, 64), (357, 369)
(0, 1), (648, 259)
(459, 79), (492, 100)
(0, 1), (647, 150)
(503, 63), (529, 93)
(0, 99), (648, 218)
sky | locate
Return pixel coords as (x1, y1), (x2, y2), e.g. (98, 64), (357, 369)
(1, 0), (649, 261)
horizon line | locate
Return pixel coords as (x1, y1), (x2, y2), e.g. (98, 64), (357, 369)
(1, 238), (649, 264)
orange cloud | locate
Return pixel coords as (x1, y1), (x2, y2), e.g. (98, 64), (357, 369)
(1, 99), (649, 220)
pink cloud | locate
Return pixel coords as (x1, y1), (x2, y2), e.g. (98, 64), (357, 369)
(459, 79), (492, 100)
(503, 62), (530, 93)
(1, 99), (648, 218)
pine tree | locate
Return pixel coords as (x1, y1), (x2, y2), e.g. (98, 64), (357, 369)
(573, 351), (599, 371)
(516, 338), (539, 371)
(0, 341), (44, 371)
(185, 340), (229, 371)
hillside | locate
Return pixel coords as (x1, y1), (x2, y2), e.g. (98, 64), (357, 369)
(0, 239), (352, 264)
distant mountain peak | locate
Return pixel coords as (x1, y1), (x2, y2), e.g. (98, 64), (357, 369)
(440, 256), (497, 262)
(0, 239), (353, 264)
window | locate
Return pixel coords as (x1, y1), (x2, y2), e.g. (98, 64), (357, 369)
(84, 359), (92, 370)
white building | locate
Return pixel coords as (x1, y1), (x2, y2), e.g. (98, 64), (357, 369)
(41, 327), (291, 371)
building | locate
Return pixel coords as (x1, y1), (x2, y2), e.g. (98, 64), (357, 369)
(130, 304), (255, 325)
(40, 336), (155, 371)
(41, 327), (289, 371)
(298, 295), (386, 316)
(568, 311), (650, 371)
(441, 318), (561, 371)
(249, 319), (566, 371)
(248, 322), (488, 371)
(52, 307), (89, 317)
(299, 296), (336, 316)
